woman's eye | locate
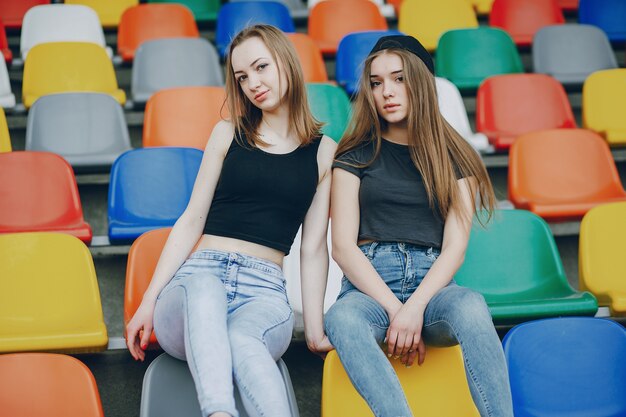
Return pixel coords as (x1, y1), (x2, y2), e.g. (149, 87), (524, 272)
(396, 76), (404, 82)
(257, 63), (268, 71)
(370, 81), (381, 87)
(237, 75), (247, 83)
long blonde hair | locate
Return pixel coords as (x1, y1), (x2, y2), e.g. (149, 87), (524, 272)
(337, 48), (495, 225)
(224, 24), (322, 147)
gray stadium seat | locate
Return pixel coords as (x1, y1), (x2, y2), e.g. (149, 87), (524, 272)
(131, 37), (224, 105)
(25, 92), (132, 172)
(533, 24), (617, 86)
(140, 353), (300, 417)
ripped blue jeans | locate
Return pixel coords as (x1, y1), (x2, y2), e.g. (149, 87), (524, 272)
(324, 242), (513, 417)
(153, 249), (294, 417)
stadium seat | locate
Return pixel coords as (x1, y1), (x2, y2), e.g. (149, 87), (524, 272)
(108, 147), (203, 244)
(306, 83), (351, 143)
(579, 0), (626, 42)
(455, 210), (598, 323)
(469, 0), (494, 14)
(0, 58), (14, 108)
(22, 42), (126, 108)
(503, 317), (626, 417)
(143, 86), (228, 149)
(0, 18), (12, 63)
(558, 0), (578, 10)
(489, 0), (565, 47)
(435, 77), (491, 152)
(335, 30), (403, 96)
(0, 0), (49, 29)
(287, 33), (329, 83)
(322, 347), (480, 416)
(399, 0), (478, 52)
(140, 353), (300, 417)
(533, 24), (617, 87)
(25, 93), (132, 172)
(509, 129), (626, 221)
(476, 74), (576, 151)
(146, 0), (220, 22)
(436, 28), (523, 92)
(583, 69), (626, 146)
(579, 202), (626, 316)
(308, 0), (388, 56)
(0, 353), (105, 416)
(0, 232), (107, 353)
(64, 0), (138, 28)
(21, 4), (112, 60)
(131, 38), (223, 105)
(215, 1), (295, 57)
(0, 108), (9, 152)
(117, 4), (199, 62)
(0, 151), (92, 244)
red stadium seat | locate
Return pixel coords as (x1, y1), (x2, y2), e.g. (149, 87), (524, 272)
(489, 0), (565, 46)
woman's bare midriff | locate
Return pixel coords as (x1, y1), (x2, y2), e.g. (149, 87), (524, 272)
(193, 234), (286, 267)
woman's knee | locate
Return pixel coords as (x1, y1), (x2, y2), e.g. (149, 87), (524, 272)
(443, 287), (493, 330)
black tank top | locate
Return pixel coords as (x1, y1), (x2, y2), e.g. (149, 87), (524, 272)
(203, 133), (322, 254)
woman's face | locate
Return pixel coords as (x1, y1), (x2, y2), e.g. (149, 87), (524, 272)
(231, 36), (288, 113)
(369, 52), (408, 126)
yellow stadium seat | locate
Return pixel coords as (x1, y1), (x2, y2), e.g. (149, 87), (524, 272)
(583, 68), (626, 146)
(0, 108), (10, 152)
(22, 42), (126, 108)
(0, 232), (108, 353)
(399, 0), (478, 51)
(580, 202), (626, 316)
(321, 347), (480, 417)
(65, 0), (138, 27)
(469, 0), (494, 14)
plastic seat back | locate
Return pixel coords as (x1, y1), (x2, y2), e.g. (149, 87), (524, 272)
(146, 0), (220, 22)
(26, 93), (132, 172)
(0, 232), (107, 353)
(140, 353), (300, 417)
(558, 0), (578, 10)
(0, 353), (104, 416)
(308, 0), (388, 55)
(306, 83), (351, 143)
(21, 4), (111, 60)
(579, 0), (626, 42)
(108, 147), (203, 244)
(509, 129), (626, 221)
(489, 0), (564, 46)
(65, 0), (138, 28)
(0, 151), (92, 243)
(455, 210), (598, 323)
(0, 17), (12, 63)
(287, 33), (328, 83)
(533, 24), (617, 86)
(322, 347), (479, 416)
(0, 53), (15, 108)
(0, 108), (10, 152)
(470, 0), (494, 14)
(580, 202), (626, 316)
(117, 4), (199, 62)
(476, 74), (575, 150)
(583, 69), (626, 145)
(335, 30), (403, 95)
(22, 42), (126, 108)
(503, 317), (626, 417)
(399, 0), (478, 51)
(215, 1), (295, 57)
(0, 0), (49, 28)
(131, 38), (223, 104)
(436, 28), (523, 92)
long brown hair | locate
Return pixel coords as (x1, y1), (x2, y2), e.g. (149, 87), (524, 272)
(224, 24), (322, 147)
(337, 48), (496, 225)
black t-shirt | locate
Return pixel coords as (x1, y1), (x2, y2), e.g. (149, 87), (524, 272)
(333, 138), (460, 249)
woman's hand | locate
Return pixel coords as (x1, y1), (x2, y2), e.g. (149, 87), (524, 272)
(306, 333), (334, 359)
(386, 302), (426, 367)
(125, 299), (156, 362)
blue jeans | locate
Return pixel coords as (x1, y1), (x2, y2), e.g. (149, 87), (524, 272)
(153, 249), (294, 417)
(324, 242), (513, 417)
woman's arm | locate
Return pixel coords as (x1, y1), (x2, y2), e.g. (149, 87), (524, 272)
(300, 136), (336, 356)
(331, 168), (403, 318)
(126, 121), (234, 361)
(387, 177), (477, 365)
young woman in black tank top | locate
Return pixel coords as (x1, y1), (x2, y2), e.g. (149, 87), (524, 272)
(126, 25), (336, 417)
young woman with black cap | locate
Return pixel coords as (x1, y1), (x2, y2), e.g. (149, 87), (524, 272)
(325, 35), (513, 417)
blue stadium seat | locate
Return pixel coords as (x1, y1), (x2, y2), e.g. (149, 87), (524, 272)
(579, 0), (626, 42)
(503, 317), (626, 417)
(108, 147), (203, 244)
(215, 1), (295, 57)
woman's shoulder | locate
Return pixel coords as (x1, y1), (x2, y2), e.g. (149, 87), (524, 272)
(336, 137), (376, 163)
(316, 134), (338, 169)
(205, 120), (236, 155)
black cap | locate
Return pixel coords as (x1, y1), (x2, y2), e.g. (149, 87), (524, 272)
(369, 35), (435, 75)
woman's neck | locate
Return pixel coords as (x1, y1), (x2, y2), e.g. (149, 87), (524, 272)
(383, 122), (409, 145)
(262, 105), (291, 140)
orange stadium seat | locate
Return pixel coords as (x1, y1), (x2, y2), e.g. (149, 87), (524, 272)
(489, 0), (565, 47)
(287, 33), (329, 83)
(557, 0), (578, 10)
